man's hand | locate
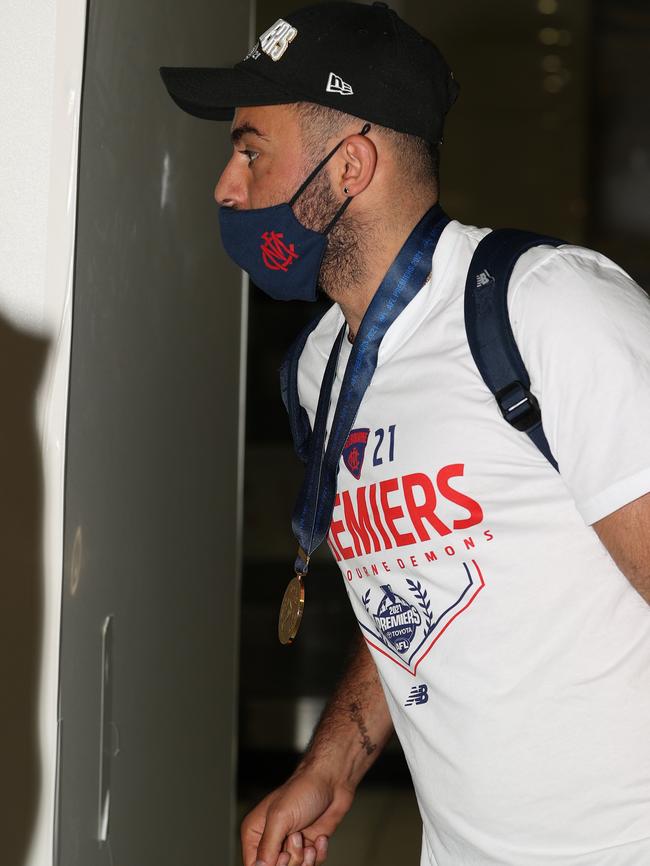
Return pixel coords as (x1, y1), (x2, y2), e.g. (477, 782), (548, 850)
(241, 765), (355, 866)
(241, 635), (394, 866)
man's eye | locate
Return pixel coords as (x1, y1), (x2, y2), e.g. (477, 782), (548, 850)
(238, 149), (259, 166)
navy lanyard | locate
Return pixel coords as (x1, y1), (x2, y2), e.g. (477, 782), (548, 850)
(291, 204), (450, 575)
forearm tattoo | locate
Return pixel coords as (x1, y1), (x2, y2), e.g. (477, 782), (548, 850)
(349, 701), (377, 756)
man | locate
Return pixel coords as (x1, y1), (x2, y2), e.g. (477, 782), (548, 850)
(160, 3), (650, 865)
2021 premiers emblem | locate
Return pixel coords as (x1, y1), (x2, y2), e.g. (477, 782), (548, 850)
(373, 585), (422, 653)
(359, 561), (486, 674)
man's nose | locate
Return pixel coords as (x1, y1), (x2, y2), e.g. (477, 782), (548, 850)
(214, 158), (246, 208)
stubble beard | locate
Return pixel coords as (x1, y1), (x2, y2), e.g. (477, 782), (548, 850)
(292, 169), (370, 302)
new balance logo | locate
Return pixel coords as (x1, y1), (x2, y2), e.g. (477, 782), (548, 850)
(326, 72), (353, 95)
(476, 269), (493, 288)
(405, 684), (429, 707)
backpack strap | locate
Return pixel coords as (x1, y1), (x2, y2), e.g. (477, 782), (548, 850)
(464, 228), (564, 471)
(279, 308), (330, 463)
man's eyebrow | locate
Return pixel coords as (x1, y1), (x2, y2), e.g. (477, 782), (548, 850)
(230, 122), (270, 144)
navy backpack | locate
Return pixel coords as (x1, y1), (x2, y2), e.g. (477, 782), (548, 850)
(280, 228), (564, 472)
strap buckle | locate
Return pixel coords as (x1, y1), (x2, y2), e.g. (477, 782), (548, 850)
(495, 381), (542, 433)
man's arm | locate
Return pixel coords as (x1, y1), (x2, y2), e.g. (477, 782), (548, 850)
(241, 634), (393, 866)
(593, 491), (650, 605)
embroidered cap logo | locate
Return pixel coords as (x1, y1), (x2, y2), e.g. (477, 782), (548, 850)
(260, 230), (299, 271)
(259, 19), (298, 61)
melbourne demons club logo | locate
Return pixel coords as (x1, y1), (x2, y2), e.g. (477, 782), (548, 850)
(342, 428), (370, 479)
(260, 230), (299, 271)
(357, 561), (485, 675)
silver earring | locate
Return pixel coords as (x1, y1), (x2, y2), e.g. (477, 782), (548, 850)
(344, 186), (350, 195)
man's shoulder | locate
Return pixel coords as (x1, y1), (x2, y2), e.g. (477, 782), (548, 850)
(508, 239), (645, 322)
(443, 221), (644, 323)
(446, 221), (637, 293)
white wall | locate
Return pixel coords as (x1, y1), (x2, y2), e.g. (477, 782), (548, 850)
(0, 2), (86, 864)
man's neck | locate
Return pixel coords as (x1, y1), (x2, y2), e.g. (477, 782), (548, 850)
(330, 198), (438, 339)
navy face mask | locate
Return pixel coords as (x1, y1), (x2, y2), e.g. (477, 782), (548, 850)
(219, 123), (371, 302)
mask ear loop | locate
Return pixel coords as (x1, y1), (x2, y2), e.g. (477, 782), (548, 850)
(289, 122), (372, 217)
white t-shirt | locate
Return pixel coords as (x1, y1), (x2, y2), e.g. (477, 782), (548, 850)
(297, 220), (650, 865)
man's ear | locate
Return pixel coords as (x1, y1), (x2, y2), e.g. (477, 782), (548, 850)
(333, 132), (378, 197)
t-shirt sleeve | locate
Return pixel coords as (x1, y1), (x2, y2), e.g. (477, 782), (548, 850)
(508, 244), (650, 524)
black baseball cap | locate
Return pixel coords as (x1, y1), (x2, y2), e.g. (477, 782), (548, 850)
(160, 1), (459, 145)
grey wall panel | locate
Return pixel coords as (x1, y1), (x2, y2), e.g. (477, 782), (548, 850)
(56, 1), (250, 864)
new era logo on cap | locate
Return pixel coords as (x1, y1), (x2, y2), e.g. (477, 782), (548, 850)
(326, 72), (353, 95)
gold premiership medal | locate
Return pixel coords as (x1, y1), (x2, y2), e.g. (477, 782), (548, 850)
(278, 575), (305, 645)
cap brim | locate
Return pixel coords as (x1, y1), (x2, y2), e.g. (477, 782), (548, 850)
(159, 65), (298, 121)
